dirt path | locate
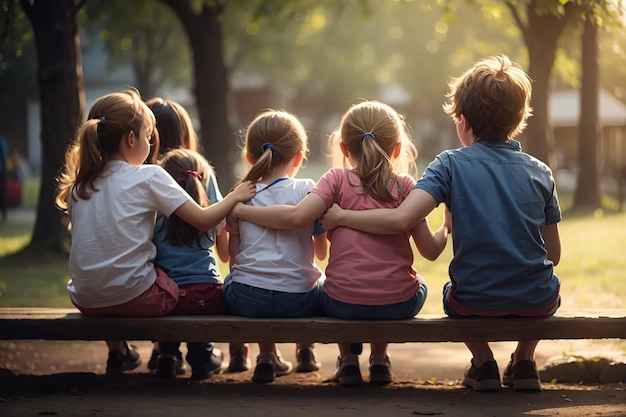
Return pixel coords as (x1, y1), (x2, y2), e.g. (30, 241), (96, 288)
(1, 340), (624, 417)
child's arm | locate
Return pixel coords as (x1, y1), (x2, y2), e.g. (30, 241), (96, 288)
(228, 231), (240, 264)
(175, 180), (255, 232)
(215, 224), (229, 263)
(410, 214), (449, 261)
(232, 193), (327, 229)
(321, 188), (438, 234)
(313, 232), (328, 261)
(543, 223), (561, 266)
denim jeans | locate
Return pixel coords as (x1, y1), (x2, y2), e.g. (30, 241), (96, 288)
(224, 280), (324, 318)
(321, 276), (427, 320)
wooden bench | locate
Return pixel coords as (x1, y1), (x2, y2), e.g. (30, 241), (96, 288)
(1, 307), (625, 343)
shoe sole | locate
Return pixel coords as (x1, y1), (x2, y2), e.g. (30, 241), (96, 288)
(274, 365), (293, 376)
(462, 377), (501, 392)
(512, 378), (542, 392)
(337, 375), (364, 387)
(295, 363), (320, 373)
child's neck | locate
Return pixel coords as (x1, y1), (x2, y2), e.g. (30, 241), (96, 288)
(261, 169), (291, 184)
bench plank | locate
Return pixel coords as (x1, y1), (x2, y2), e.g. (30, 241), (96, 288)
(1, 308), (624, 343)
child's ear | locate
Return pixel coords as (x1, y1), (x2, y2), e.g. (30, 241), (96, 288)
(294, 151), (304, 167)
(339, 142), (349, 158)
(245, 153), (254, 165)
(458, 114), (472, 132)
(123, 131), (134, 148)
(393, 142), (401, 158)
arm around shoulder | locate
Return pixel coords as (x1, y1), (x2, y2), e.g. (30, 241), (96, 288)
(321, 188), (438, 234)
(175, 181), (255, 231)
(236, 193), (327, 229)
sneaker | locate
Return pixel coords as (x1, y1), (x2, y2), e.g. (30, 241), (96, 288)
(332, 354), (363, 387)
(295, 348), (321, 373)
(502, 354), (542, 392)
(369, 355), (393, 385)
(106, 343), (142, 375)
(461, 359), (501, 392)
(148, 348), (187, 375)
(226, 347), (252, 373)
(155, 353), (177, 379)
(252, 351), (293, 384)
(187, 347), (224, 380)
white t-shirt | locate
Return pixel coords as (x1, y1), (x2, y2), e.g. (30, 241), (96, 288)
(228, 177), (324, 293)
(67, 160), (191, 308)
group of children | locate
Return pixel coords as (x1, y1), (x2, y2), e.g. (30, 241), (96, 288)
(55, 54), (561, 393)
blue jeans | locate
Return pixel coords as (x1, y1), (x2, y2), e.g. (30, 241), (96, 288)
(224, 280), (324, 318)
(321, 276), (428, 320)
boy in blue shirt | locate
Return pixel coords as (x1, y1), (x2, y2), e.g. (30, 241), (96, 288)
(321, 55), (561, 393)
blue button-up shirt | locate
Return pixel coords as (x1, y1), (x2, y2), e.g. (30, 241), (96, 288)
(416, 140), (561, 313)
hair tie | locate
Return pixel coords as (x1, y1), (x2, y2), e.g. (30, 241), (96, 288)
(261, 143), (276, 155)
(184, 169), (201, 180)
(361, 132), (375, 143)
(98, 116), (105, 125)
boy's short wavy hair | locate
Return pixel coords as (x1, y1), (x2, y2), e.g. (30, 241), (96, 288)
(442, 54), (533, 143)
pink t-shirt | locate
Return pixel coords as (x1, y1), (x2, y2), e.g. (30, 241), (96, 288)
(310, 168), (420, 305)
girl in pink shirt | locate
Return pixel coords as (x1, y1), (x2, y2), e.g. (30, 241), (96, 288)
(231, 101), (449, 386)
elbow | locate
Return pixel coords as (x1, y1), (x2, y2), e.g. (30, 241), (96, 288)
(287, 213), (310, 229)
(418, 249), (439, 262)
(422, 253), (438, 262)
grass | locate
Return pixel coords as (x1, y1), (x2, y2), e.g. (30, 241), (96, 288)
(1, 174), (626, 316)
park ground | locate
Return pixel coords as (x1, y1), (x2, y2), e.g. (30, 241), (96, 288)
(0, 339), (624, 417)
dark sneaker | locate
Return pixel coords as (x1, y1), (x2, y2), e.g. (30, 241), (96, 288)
(106, 344), (142, 375)
(295, 348), (321, 373)
(369, 355), (393, 385)
(148, 348), (187, 375)
(226, 347), (251, 373)
(332, 354), (363, 387)
(252, 351), (293, 383)
(155, 354), (177, 379)
(188, 347), (224, 380)
(502, 354), (541, 392)
(461, 359), (501, 392)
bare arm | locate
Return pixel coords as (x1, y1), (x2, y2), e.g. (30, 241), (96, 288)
(314, 232), (328, 261)
(543, 223), (561, 266)
(174, 181), (255, 231)
(320, 188), (438, 234)
(215, 224), (229, 263)
(410, 216), (449, 261)
(232, 193), (328, 229)
(228, 232), (240, 266)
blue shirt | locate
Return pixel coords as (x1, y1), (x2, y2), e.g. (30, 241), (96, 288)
(153, 172), (223, 286)
(416, 140), (561, 313)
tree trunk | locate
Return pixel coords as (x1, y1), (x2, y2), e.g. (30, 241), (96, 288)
(159, 0), (236, 191)
(507, 1), (579, 172)
(515, 3), (564, 170)
(20, 0), (85, 254)
(573, 16), (602, 210)
(524, 49), (557, 170)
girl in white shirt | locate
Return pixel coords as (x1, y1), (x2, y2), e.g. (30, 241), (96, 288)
(55, 88), (255, 375)
(225, 109), (327, 383)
